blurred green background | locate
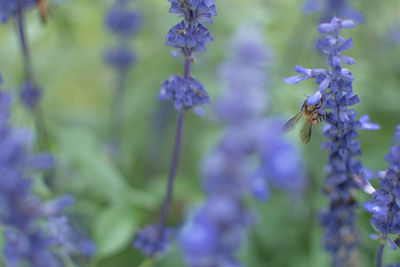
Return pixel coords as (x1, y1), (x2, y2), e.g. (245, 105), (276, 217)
(0, 0), (400, 266)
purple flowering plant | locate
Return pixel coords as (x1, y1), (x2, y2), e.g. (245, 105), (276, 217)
(357, 125), (400, 267)
(285, 17), (379, 267)
(179, 25), (306, 266)
(133, 0), (217, 258)
(0, 76), (95, 266)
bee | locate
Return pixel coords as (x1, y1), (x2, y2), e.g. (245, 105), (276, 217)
(36, 0), (49, 24)
(282, 99), (326, 144)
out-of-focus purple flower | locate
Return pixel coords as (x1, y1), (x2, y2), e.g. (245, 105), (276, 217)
(105, 0), (141, 37)
(20, 80), (42, 110)
(133, 224), (172, 257)
(0, 89), (92, 266)
(0, 0), (35, 23)
(216, 26), (268, 124)
(159, 74), (210, 116)
(104, 0), (141, 69)
(179, 25), (306, 266)
(285, 17), (379, 267)
(105, 46), (135, 70)
(301, 0), (364, 23)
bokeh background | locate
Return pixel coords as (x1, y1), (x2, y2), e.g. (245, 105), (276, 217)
(0, 0), (400, 266)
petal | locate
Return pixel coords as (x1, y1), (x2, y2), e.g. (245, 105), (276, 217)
(338, 38), (354, 52)
(359, 115), (380, 130)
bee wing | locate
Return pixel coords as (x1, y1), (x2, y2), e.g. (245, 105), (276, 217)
(282, 112), (303, 132)
(300, 121), (312, 144)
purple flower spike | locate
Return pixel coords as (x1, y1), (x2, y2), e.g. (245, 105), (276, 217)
(286, 17), (379, 267)
(179, 25), (306, 266)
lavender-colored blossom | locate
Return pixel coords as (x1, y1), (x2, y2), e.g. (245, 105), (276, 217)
(285, 17), (379, 267)
(159, 74), (210, 115)
(0, 89), (92, 266)
(0, 0), (35, 23)
(168, 0), (217, 23)
(20, 80), (42, 110)
(301, 0), (363, 23)
(166, 21), (214, 55)
(105, 45), (135, 70)
(105, 0), (141, 37)
(179, 25), (306, 266)
(133, 224), (172, 257)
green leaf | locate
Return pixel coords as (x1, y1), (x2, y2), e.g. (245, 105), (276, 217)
(94, 205), (137, 258)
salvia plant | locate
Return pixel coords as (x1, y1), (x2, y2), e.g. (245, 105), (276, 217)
(104, 0), (141, 152)
(133, 0), (216, 257)
(0, 78), (94, 266)
(178, 25), (306, 266)
(285, 17), (379, 267)
(360, 125), (400, 267)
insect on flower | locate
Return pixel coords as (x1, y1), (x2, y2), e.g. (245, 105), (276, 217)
(282, 99), (326, 144)
(36, 0), (49, 24)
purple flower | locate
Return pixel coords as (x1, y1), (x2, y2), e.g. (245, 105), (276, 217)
(159, 74), (210, 116)
(105, 0), (141, 37)
(179, 25), (306, 266)
(168, 0), (217, 23)
(285, 17), (379, 267)
(166, 21), (214, 57)
(133, 224), (171, 257)
(0, 0), (35, 23)
(20, 80), (42, 110)
(0, 90), (92, 266)
(105, 45), (135, 70)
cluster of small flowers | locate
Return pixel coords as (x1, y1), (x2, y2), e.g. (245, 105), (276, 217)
(105, 0), (141, 71)
(133, 0), (217, 257)
(285, 17), (379, 267)
(0, 76), (95, 266)
(158, 0), (216, 116)
(302, 0), (363, 23)
(179, 26), (306, 266)
(364, 125), (400, 249)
